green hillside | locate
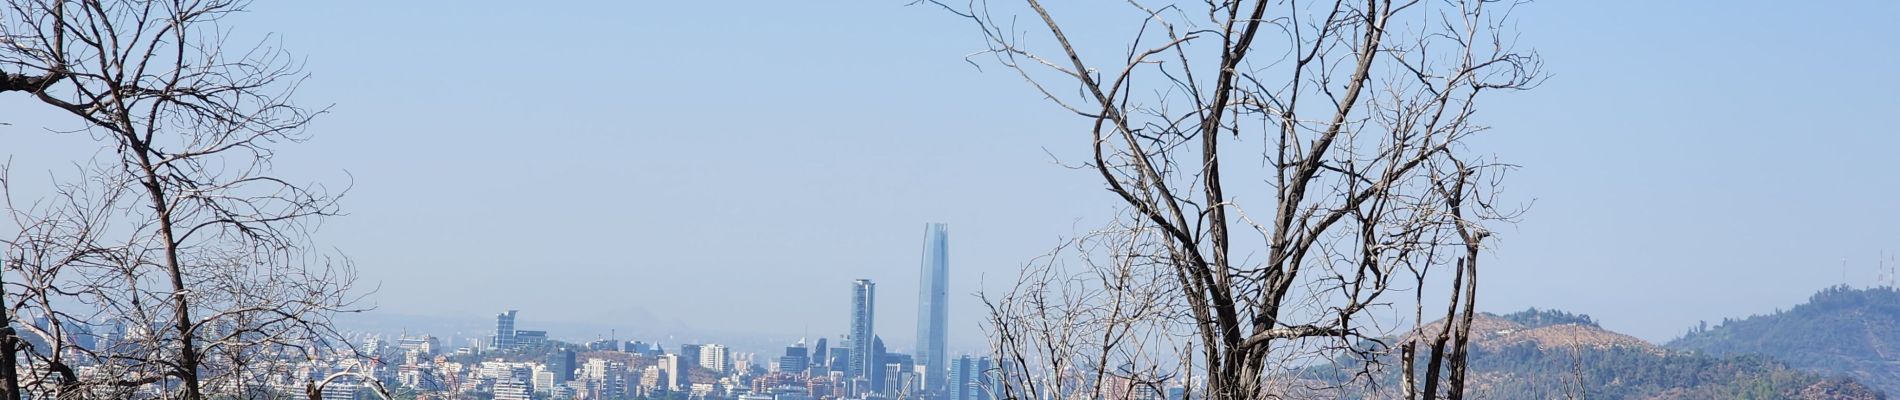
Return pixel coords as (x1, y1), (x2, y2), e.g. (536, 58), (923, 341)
(1315, 308), (1883, 399)
(1669, 285), (1900, 395)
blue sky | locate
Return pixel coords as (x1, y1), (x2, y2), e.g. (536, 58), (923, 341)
(4, 1), (1898, 353)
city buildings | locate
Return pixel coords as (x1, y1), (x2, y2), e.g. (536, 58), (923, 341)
(335, 268), (953, 400)
(396, 335), (439, 356)
(586, 339), (620, 352)
(916, 222), (950, 395)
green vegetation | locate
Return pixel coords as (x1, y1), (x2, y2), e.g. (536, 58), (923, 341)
(1669, 285), (1900, 396)
(1497, 308), (1599, 328)
(1457, 341), (1879, 399)
(1314, 306), (1886, 399)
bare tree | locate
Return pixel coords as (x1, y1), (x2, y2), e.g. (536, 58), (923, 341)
(0, 0), (361, 399)
(921, 0), (1538, 399)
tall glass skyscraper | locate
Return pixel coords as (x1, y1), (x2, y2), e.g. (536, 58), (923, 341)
(916, 223), (950, 394)
(849, 279), (877, 380)
(492, 310), (518, 350)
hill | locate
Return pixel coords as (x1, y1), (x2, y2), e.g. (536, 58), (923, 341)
(1669, 285), (1900, 395)
(1312, 309), (1883, 399)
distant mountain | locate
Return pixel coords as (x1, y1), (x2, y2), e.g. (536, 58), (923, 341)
(1454, 309), (1880, 399)
(1669, 285), (1900, 396)
(1313, 309), (1882, 399)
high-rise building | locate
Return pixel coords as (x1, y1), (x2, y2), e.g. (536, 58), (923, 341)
(680, 344), (704, 370)
(659, 353), (689, 391)
(827, 347), (850, 377)
(546, 347), (577, 382)
(812, 338), (829, 367)
(583, 358), (627, 399)
(779, 342), (810, 374)
(883, 363), (906, 398)
(916, 222), (950, 394)
(883, 352), (916, 398)
(640, 365), (666, 396)
(700, 343), (729, 373)
(491, 310), (518, 350)
(869, 336), (887, 393)
(533, 366), (557, 395)
(849, 279), (876, 380)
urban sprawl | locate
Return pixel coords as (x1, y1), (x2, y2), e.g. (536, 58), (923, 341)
(331, 223), (1001, 400)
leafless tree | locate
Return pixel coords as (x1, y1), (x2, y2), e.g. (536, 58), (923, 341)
(0, 0), (361, 399)
(922, 0), (1538, 399)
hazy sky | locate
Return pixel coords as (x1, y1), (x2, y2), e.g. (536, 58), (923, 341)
(4, 1), (1898, 354)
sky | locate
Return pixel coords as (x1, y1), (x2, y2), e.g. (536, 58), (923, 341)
(3, 1), (1899, 354)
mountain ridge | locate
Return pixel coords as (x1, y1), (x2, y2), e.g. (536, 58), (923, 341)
(1668, 285), (1900, 396)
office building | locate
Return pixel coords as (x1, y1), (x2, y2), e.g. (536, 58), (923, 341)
(812, 338), (828, 367)
(916, 222), (950, 394)
(659, 353), (690, 391)
(779, 342), (810, 374)
(883, 352), (916, 398)
(870, 336), (887, 393)
(547, 347), (577, 382)
(494, 376), (531, 400)
(849, 279), (876, 379)
(491, 310), (518, 350)
(514, 330), (547, 348)
(828, 347), (850, 372)
(680, 344), (704, 369)
(701, 343), (730, 373)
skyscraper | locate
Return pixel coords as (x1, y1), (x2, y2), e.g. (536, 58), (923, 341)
(916, 222), (950, 394)
(849, 279), (876, 380)
(492, 310), (518, 350)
